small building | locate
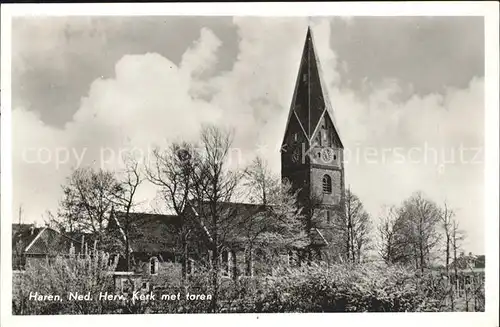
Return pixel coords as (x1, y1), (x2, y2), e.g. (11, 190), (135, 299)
(12, 223), (84, 270)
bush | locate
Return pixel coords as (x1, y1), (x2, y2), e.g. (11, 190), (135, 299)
(13, 252), (118, 315)
(221, 263), (454, 313)
(14, 259), (475, 314)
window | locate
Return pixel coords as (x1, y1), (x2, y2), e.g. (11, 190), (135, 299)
(149, 257), (159, 275)
(293, 133), (298, 142)
(187, 259), (194, 275)
(303, 73), (307, 82)
(221, 250), (230, 277)
(321, 123), (329, 147)
(322, 174), (332, 194)
(326, 211), (331, 224)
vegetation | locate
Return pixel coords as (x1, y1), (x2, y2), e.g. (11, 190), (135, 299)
(13, 257), (484, 314)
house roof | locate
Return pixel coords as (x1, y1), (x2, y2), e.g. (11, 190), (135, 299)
(450, 254), (485, 270)
(12, 224), (81, 255)
(12, 224), (41, 252)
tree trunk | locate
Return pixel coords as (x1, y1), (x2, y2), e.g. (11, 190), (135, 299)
(350, 228), (355, 263)
(445, 234), (450, 276)
(181, 231), (188, 282)
(125, 236), (130, 271)
(419, 237), (425, 273)
(210, 244), (219, 313)
(346, 223), (351, 261)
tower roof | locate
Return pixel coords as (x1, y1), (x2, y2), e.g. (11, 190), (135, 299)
(282, 26), (343, 148)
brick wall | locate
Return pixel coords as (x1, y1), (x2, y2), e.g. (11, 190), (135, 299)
(310, 167), (343, 206)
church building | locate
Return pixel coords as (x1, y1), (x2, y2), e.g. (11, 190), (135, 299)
(107, 27), (347, 287)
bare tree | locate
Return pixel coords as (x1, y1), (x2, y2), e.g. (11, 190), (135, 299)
(145, 142), (197, 280)
(439, 201), (458, 309)
(352, 211), (371, 263)
(188, 125), (244, 312)
(440, 201), (455, 276)
(241, 157), (308, 270)
(110, 156), (144, 271)
(242, 156), (279, 205)
(451, 220), (466, 283)
(56, 167), (121, 244)
(377, 205), (414, 264)
(378, 193), (442, 271)
(377, 206), (397, 263)
(342, 189), (372, 263)
(397, 192), (442, 272)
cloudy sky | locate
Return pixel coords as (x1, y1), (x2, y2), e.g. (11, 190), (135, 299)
(11, 16), (484, 253)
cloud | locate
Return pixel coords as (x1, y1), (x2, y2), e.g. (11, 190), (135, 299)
(12, 18), (484, 253)
(330, 75), (484, 254)
(13, 26), (226, 219)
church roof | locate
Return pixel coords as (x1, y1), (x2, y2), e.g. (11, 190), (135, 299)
(282, 27), (344, 149)
(109, 211), (181, 253)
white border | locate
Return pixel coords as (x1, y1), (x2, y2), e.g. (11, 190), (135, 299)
(1, 2), (499, 327)
(1, 2), (496, 17)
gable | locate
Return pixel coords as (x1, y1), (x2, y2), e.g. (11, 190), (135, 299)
(310, 110), (343, 149)
(12, 225), (81, 256)
(282, 112), (309, 152)
(12, 224), (39, 252)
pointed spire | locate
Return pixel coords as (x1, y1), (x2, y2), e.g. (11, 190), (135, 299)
(282, 26), (343, 149)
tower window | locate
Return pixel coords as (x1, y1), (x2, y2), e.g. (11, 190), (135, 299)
(293, 133), (298, 142)
(322, 175), (332, 194)
(303, 73), (307, 82)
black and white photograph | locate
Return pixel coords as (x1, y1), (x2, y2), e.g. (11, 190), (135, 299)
(1, 2), (499, 324)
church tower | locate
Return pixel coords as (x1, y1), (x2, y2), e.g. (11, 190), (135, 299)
(281, 27), (345, 255)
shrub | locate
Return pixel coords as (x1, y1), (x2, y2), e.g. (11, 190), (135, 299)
(14, 259), (480, 314)
(239, 263), (453, 313)
(13, 252), (118, 315)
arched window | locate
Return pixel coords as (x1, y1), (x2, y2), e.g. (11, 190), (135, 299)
(149, 257), (159, 275)
(221, 249), (230, 277)
(322, 174), (332, 194)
